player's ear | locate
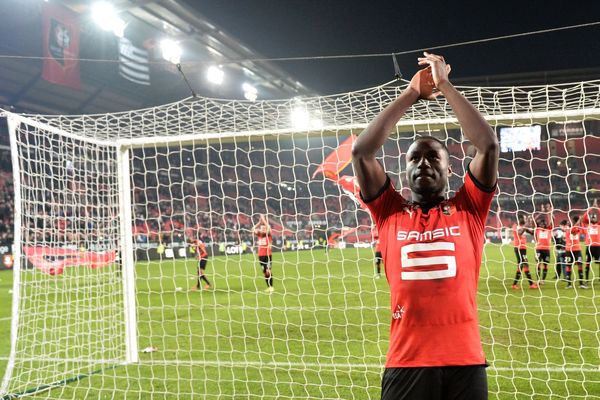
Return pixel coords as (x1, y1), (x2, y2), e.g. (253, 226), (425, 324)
(447, 165), (452, 175)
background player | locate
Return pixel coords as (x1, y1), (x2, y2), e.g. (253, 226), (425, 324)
(191, 235), (211, 291)
(552, 220), (568, 281)
(352, 52), (497, 400)
(583, 212), (600, 285)
(511, 215), (537, 289)
(373, 233), (383, 278)
(565, 216), (585, 289)
(534, 217), (552, 284)
(254, 214), (274, 293)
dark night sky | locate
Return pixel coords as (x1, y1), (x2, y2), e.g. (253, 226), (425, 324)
(186, 0), (600, 94)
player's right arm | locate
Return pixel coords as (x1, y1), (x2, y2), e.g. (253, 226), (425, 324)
(351, 74), (422, 200)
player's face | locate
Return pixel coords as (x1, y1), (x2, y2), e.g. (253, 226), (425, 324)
(405, 139), (449, 196)
(592, 214), (598, 224)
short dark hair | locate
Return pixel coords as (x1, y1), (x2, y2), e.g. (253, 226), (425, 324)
(414, 135), (449, 156)
(560, 219), (568, 225)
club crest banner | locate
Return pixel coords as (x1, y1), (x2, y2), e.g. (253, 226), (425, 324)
(42, 2), (81, 89)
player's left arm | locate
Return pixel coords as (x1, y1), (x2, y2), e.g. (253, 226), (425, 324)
(419, 52), (499, 188)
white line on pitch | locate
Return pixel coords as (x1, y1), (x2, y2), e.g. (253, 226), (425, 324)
(0, 357), (597, 372)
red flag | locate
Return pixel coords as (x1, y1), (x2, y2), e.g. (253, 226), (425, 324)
(23, 246), (116, 275)
(42, 2), (81, 90)
(336, 175), (368, 211)
(312, 135), (356, 179)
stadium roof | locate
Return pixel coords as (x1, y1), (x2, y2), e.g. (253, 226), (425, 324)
(0, 0), (316, 115)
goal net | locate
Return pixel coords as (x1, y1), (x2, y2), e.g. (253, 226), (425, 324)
(1, 79), (600, 399)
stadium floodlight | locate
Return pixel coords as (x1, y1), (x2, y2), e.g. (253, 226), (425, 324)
(242, 83), (258, 101)
(160, 39), (182, 64)
(291, 106), (323, 130)
(91, 2), (125, 37)
(291, 107), (310, 130)
(207, 66), (224, 85)
(112, 18), (125, 38)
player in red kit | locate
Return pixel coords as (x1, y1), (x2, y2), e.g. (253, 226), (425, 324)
(511, 215), (537, 289)
(534, 218), (552, 284)
(352, 52), (498, 400)
(565, 216), (585, 289)
(191, 236), (211, 291)
(254, 214), (274, 293)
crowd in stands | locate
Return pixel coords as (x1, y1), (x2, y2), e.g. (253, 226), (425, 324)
(0, 127), (598, 250)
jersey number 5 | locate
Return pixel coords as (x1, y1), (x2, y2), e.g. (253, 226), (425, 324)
(400, 242), (456, 280)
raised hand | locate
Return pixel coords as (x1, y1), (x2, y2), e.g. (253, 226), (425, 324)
(409, 67), (439, 100)
(417, 52), (452, 93)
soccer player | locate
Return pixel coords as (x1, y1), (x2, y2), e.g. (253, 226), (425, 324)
(552, 220), (568, 281)
(565, 216), (585, 289)
(584, 212), (600, 284)
(511, 215), (537, 289)
(374, 234), (383, 278)
(254, 214), (274, 293)
(534, 217), (552, 284)
(581, 198), (599, 226)
(191, 236), (211, 290)
(352, 52), (497, 400)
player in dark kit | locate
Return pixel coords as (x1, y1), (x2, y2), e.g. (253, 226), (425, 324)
(553, 220), (568, 281)
(352, 52), (498, 400)
(191, 236), (211, 290)
(583, 212), (600, 284)
(374, 234), (383, 278)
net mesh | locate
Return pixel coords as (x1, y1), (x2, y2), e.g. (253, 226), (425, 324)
(2, 80), (600, 399)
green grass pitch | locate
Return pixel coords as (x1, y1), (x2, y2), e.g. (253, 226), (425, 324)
(0, 244), (599, 399)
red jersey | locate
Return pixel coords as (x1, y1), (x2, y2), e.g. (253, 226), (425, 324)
(566, 227), (582, 251)
(512, 225), (527, 249)
(585, 224), (600, 246)
(365, 171), (494, 368)
(534, 228), (552, 250)
(257, 233), (272, 256)
(195, 240), (208, 260)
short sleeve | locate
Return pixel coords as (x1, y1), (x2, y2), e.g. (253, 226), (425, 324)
(361, 176), (403, 228)
(454, 166), (497, 226)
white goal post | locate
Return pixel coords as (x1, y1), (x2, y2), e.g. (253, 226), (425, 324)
(1, 79), (600, 399)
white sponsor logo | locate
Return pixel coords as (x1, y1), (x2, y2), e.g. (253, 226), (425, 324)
(401, 242), (457, 280)
(392, 305), (405, 320)
(396, 226), (460, 241)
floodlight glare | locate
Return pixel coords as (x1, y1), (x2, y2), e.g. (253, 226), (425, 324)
(242, 83), (258, 101)
(112, 17), (126, 38)
(92, 2), (117, 31)
(207, 66), (224, 85)
(92, 2), (125, 37)
(160, 39), (182, 64)
(291, 107), (310, 130)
